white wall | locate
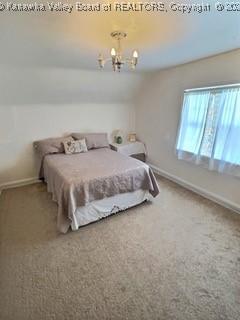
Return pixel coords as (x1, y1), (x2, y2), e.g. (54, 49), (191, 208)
(0, 67), (142, 185)
(135, 49), (240, 207)
(0, 103), (135, 184)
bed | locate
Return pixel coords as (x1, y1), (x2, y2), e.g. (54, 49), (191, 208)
(35, 135), (159, 233)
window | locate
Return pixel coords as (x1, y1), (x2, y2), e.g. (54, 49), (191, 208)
(176, 84), (240, 175)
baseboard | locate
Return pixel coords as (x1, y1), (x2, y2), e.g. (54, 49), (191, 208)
(149, 163), (240, 214)
(0, 177), (41, 194)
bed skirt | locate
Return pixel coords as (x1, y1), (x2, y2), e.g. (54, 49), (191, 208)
(71, 189), (150, 231)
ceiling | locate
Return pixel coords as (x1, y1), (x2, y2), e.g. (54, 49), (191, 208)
(1, 0), (239, 71)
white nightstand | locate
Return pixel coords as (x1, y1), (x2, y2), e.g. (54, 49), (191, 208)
(110, 141), (146, 162)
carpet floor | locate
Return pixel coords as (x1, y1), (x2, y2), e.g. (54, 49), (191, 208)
(0, 176), (240, 320)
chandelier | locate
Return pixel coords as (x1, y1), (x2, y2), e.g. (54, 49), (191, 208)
(98, 31), (138, 72)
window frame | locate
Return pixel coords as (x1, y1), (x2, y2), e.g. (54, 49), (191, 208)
(176, 83), (240, 169)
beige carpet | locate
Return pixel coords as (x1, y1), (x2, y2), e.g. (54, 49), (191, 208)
(0, 176), (240, 320)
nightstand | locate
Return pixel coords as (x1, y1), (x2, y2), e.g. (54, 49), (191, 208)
(110, 141), (146, 162)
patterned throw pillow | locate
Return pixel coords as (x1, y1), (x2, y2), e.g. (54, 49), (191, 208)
(63, 139), (88, 155)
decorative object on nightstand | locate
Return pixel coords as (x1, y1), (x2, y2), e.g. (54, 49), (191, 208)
(115, 130), (123, 144)
(128, 133), (137, 142)
(110, 141), (146, 162)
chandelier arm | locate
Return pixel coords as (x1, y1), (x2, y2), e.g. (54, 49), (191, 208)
(117, 38), (121, 55)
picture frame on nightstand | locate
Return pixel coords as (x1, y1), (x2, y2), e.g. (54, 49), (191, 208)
(128, 133), (137, 142)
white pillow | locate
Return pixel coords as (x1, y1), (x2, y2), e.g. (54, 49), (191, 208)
(63, 139), (88, 155)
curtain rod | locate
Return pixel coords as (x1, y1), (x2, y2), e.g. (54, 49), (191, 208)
(184, 83), (240, 93)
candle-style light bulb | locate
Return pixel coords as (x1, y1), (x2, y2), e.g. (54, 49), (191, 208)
(111, 48), (116, 56)
(133, 50), (138, 58)
(132, 50), (138, 68)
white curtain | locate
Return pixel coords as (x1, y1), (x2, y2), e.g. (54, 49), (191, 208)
(176, 87), (240, 176)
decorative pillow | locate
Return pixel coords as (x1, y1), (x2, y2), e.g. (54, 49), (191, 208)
(71, 133), (109, 150)
(34, 136), (74, 158)
(63, 139), (88, 155)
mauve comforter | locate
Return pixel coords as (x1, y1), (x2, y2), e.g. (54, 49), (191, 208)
(42, 148), (159, 233)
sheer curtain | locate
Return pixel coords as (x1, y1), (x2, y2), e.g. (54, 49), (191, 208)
(176, 86), (240, 176)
